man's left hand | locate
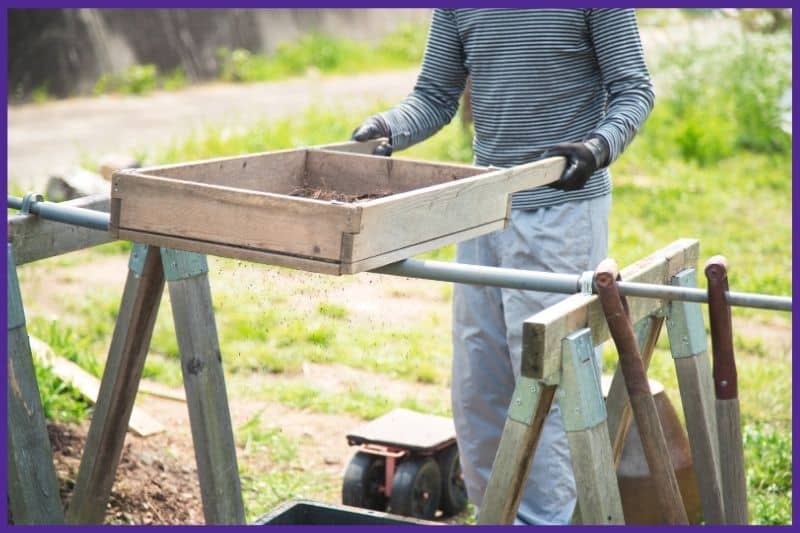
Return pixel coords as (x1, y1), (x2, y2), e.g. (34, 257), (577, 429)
(542, 137), (609, 191)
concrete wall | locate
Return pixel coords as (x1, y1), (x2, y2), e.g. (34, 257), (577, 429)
(8, 8), (430, 98)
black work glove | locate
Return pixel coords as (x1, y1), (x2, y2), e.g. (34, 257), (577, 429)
(542, 136), (610, 191)
(351, 115), (393, 156)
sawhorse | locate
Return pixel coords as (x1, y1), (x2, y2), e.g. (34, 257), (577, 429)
(478, 239), (725, 525)
(6, 243), (244, 524)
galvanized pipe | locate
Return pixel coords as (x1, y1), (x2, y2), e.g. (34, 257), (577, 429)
(8, 195), (110, 232)
(376, 260), (793, 312)
(7, 195), (792, 312)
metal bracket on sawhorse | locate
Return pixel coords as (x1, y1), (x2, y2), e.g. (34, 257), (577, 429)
(666, 268), (724, 524)
(66, 244), (244, 525)
(560, 329), (624, 525)
(6, 244), (65, 524)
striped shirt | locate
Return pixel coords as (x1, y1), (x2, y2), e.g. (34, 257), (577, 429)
(381, 8), (655, 209)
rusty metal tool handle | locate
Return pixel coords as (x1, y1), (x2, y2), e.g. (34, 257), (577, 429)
(595, 259), (689, 525)
(705, 256), (748, 524)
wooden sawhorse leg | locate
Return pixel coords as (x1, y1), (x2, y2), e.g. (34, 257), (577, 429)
(67, 245), (244, 524)
(7, 244), (65, 524)
(666, 268), (724, 524)
(560, 329), (624, 525)
(478, 329), (623, 524)
(67, 244), (166, 523)
(161, 248), (244, 524)
(478, 376), (556, 524)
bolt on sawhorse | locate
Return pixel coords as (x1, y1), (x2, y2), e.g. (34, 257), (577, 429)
(6, 161), (791, 525)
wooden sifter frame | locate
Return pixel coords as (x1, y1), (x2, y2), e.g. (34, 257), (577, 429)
(109, 146), (565, 274)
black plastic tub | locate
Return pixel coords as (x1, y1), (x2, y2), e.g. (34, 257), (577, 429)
(254, 499), (441, 525)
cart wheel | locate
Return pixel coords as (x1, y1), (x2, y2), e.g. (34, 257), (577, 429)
(437, 445), (468, 516)
(389, 456), (441, 520)
(342, 452), (387, 511)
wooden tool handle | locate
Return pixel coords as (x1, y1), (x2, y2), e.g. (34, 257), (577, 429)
(595, 259), (689, 525)
(705, 255), (738, 400)
(706, 255), (748, 524)
(594, 260), (649, 397)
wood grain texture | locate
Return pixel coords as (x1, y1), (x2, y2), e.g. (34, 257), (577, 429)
(305, 149), (391, 194)
(111, 150), (563, 274)
(522, 239), (699, 382)
(167, 270), (245, 524)
(117, 228), (344, 274)
(566, 422), (624, 525)
(8, 194), (114, 265)
(67, 245), (165, 524)
(673, 355), (725, 524)
(135, 148), (307, 194)
(310, 149), (487, 193)
(606, 315), (664, 465)
(7, 327), (66, 524)
(478, 384), (557, 524)
(341, 219), (506, 274)
(351, 157), (564, 263)
(113, 170), (360, 261)
(716, 399), (748, 524)
(315, 138), (387, 154)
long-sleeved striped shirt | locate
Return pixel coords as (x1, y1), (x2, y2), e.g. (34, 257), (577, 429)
(381, 8), (655, 209)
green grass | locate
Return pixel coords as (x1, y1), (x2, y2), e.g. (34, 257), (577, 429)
(234, 410), (332, 521)
(255, 381), (450, 421)
(217, 24), (426, 83)
(35, 363), (91, 424)
(743, 423), (792, 525)
(94, 64), (160, 96)
(163, 262), (450, 385)
(33, 23), (426, 101)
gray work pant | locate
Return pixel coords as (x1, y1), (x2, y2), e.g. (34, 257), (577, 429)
(452, 194), (611, 524)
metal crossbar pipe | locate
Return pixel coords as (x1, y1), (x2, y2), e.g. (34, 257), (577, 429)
(7, 195), (792, 312)
(376, 260), (793, 312)
(8, 195), (110, 232)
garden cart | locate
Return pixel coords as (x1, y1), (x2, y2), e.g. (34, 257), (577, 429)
(342, 408), (468, 520)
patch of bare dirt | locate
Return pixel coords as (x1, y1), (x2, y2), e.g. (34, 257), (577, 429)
(39, 386), (369, 525)
(48, 421), (204, 525)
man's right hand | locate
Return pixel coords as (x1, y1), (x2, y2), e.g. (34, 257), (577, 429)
(351, 115), (393, 156)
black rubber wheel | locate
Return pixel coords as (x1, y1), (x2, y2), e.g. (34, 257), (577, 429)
(388, 456), (442, 520)
(342, 452), (387, 511)
(437, 445), (468, 516)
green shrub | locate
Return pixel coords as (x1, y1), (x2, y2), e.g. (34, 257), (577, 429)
(216, 23), (428, 83)
(93, 64), (188, 96)
(641, 30), (791, 165)
(163, 66), (188, 90)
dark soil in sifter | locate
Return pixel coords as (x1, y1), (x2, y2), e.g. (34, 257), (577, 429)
(290, 187), (393, 202)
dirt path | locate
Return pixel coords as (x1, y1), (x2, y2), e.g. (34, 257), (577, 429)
(7, 69), (417, 189)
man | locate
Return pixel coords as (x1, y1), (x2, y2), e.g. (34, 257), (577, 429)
(352, 9), (654, 524)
